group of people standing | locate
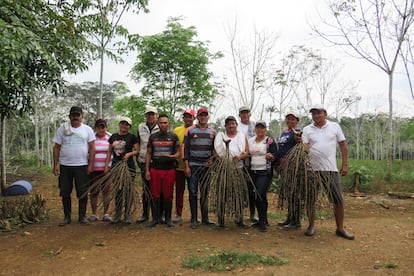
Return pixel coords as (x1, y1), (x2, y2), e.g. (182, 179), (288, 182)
(52, 104), (354, 240)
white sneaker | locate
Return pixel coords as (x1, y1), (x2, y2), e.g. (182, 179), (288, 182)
(172, 215), (182, 223)
(102, 214), (112, 222)
(88, 214), (98, 222)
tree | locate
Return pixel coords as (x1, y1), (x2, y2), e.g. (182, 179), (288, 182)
(0, 0), (91, 193)
(73, 0), (149, 118)
(225, 20), (278, 114)
(312, 0), (414, 180)
(130, 17), (222, 118)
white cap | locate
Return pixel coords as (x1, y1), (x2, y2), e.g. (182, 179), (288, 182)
(145, 106), (158, 114)
(119, 116), (132, 126)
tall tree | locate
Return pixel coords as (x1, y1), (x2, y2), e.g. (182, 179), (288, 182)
(73, 0), (149, 118)
(130, 17), (222, 118)
(226, 20), (278, 114)
(312, 0), (414, 180)
(0, 0), (91, 193)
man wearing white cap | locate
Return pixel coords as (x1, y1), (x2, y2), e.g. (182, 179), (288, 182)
(302, 106), (354, 240)
(238, 105), (258, 222)
(136, 106), (160, 223)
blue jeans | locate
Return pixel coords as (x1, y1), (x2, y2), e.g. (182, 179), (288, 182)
(188, 165), (211, 221)
(250, 170), (272, 224)
(188, 165), (208, 201)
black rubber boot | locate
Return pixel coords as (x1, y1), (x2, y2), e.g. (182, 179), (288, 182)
(148, 199), (160, 228)
(201, 197), (214, 225)
(137, 193), (150, 223)
(59, 197), (72, 226)
(164, 201), (174, 227)
(284, 199), (301, 229)
(189, 198), (199, 229)
(216, 215), (225, 228)
(78, 198), (89, 225)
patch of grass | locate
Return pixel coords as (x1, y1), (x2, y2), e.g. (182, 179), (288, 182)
(182, 250), (287, 272)
(267, 212), (286, 221)
(316, 210), (334, 220)
(384, 262), (397, 269)
(343, 159), (414, 193)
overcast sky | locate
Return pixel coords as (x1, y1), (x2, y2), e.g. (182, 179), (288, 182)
(71, 0), (414, 119)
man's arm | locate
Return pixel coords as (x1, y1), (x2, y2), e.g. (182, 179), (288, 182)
(53, 143), (61, 176)
(87, 141), (95, 174)
(338, 140), (348, 176)
(145, 146), (152, 181)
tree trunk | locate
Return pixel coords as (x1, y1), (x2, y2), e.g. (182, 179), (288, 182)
(98, 12), (105, 119)
(1, 115), (6, 195)
(34, 99), (40, 167)
(386, 73), (393, 181)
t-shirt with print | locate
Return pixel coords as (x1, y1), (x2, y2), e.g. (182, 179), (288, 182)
(109, 132), (138, 172)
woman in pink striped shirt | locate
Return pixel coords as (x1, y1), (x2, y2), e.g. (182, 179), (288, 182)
(88, 119), (112, 222)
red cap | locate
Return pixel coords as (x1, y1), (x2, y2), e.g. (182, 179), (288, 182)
(197, 108), (209, 115)
(183, 109), (195, 116)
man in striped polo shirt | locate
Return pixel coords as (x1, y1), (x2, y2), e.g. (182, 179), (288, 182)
(183, 108), (216, 229)
(88, 119), (112, 222)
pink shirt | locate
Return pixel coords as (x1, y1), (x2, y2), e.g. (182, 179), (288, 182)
(94, 133), (111, 171)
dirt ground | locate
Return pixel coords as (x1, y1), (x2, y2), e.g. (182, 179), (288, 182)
(1, 172), (413, 276)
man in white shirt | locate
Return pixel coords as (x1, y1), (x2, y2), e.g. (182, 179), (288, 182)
(237, 106), (258, 222)
(53, 106), (95, 226)
(302, 106), (354, 240)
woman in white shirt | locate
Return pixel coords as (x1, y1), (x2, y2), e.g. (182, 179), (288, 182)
(248, 121), (277, 232)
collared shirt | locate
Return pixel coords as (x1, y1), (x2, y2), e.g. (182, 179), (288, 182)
(302, 120), (345, 172)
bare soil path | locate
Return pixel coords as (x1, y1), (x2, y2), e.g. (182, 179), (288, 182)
(1, 173), (413, 275)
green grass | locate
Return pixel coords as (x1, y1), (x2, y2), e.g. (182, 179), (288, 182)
(384, 262), (397, 269)
(182, 250), (287, 272)
(343, 159), (414, 193)
(267, 212), (286, 221)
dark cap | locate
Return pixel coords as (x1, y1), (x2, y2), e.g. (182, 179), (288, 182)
(69, 106), (82, 115)
(224, 116), (237, 125)
(95, 119), (107, 128)
(309, 105), (327, 113)
(255, 120), (267, 128)
(197, 108), (209, 116)
(239, 105), (251, 113)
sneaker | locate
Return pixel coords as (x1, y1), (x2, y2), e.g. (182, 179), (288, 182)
(172, 215), (182, 223)
(88, 214), (98, 222)
(102, 214), (112, 222)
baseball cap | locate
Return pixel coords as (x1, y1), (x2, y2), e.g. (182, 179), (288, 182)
(119, 116), (132, 126)
(183, 109), (195, 116)
(239, 105), (251, 113)
(285, 112), (299, 121)
(255, 120), (267, 128)
(69, 106), (82, 115)
(309, 105), (327, 113)
(145, 106), (158, 114)
(95, 119), (107, 128)
(224, 116), (237, 125)
(197, 108), (209, 116)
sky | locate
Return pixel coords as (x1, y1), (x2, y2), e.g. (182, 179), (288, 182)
(71, 0), (414, 120)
